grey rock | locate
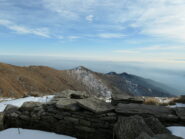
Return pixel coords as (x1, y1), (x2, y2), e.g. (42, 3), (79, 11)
(153, 134), (183, 139)
(136, 133), (183, 139)
(56, 98), (80, 111)
(64, 117), (79, 124)
(144, 116), (170, 134)
(136, 132), (153, 139)
(20, 101), (42, 111)
(77, 97), (114, 113)
(4, 104), (18, 113)
(174, 107), (185, 121)
(0, 113), (4, 130)
(112, 94), (144, 105)
(114, 116), (154, 139)
(54, 90), (89, 100)
(116, 104), (177, 121)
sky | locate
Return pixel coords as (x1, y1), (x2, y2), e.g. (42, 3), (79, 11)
(0, 0), (185, 65)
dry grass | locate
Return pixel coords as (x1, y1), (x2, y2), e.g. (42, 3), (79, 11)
(174, 96), (185, 103)
(144, 97), (161, 105)
(0, 62), (87, 98)
(144, 97), (176, 106)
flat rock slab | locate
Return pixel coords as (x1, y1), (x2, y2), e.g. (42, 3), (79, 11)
(112, 94), (144, 105)
(56, 98), (80, 111)
(174, 107), (185, 121)
(54, 90), (89, 100)
(20, 101), (43, 111)
(136, 133), (183, 139)
(0, 113), (4, 130)
(77, 98), (114, 114)
(114, 116), (154, 139)
(116, 104), (177, 121)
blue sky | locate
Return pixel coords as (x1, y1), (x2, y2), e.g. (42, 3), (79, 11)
(0, 0), (185, 64)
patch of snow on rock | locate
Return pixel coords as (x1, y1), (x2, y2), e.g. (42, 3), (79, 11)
(167, 126), (185, 138)
(0, 128), (75, 139)
(0, 95), (54, 112)
(68, 67), (112, 100)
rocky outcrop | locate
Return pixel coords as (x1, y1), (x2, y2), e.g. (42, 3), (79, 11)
(114, 116), (154, 139)
(111, 94), (144, 105)
(115, 103), (178, 125)
(136, 133), (182, 139)
(1, 91), (185, 139)
(0, 113), (4, 130)
(3, 97), (116, 139)
(114, 115), (172, 139)
(174, 107), (185, 121)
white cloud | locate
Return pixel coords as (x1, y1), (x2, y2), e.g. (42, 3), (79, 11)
(42, 0), (95, 20)
(114, 50), (139, 54)
(114, 45), (185, 54)
(86, 15), (94, 22)
(98, 33), (126, 39)
(67, 36), (80, 40)
(1, 0), (185, 42)
(58, 36), (64, 39)
(0, 19), (50, 38)
(115, 0), (185, 41)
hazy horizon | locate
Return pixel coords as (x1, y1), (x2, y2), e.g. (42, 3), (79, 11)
(0, 1), (185, 95)
(0, 55), (184, 95)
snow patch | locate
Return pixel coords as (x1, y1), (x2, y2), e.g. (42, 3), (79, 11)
(167, 126), (185, 138)
(68, 68), (112, 100)
(168, 103), (185, 108)
(0, 95), (54, 112)
(0, 128), (75, 139)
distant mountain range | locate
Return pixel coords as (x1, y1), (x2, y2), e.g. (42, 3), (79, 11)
(0, 62), (175, 98)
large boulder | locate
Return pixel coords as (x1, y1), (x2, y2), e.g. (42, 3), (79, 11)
(114, 116), (154, 139)
(144, 116), (170, 134)
(56, 98), (80, 111)
(152, 134), (183, 139)
(54, 90), (89, 100)
(115, 104), (178, 123)
(0, 113), (4, 130)
(77, 97), (114, 113)
(136, 132), (153, 139)
(174, 107), (185, 121)
(4, 104), (18, 113)
(136, 133), (182, 139)
(20, 101), (43, 111)
(112, 94), (144, 105)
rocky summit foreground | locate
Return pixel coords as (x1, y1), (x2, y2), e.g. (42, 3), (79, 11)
(0, 91), (185, 139)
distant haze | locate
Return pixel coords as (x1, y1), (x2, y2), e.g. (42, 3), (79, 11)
(0, 55), (185, 95)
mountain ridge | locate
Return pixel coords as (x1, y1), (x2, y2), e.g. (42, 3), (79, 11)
(0, 62), (174, 98)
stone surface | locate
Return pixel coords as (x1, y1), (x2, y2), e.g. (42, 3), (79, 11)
(54, 90), (89, 99)
(112, 94), (144, 105)
(116, 103), (178, 123)
(174, 107), (185, 121)
(0, 113), (4, 130)
(2, 94), (185, 139)
(56, 98), (80, 111)
(114, 116), (154, 139)
(77, 97), (114, 113)
(153, 134), (183, 139)
(3, 98), (115, 139)
(20, 101), (43, 111)
(4, 104), (18, 113)
(144, 116), (170, 134)
(136, 132), (153, 139)
(136, 133), (183, 139)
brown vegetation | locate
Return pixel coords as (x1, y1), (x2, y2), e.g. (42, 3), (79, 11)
(0, 63), (88, 98)
(144, 97), (176, 106)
